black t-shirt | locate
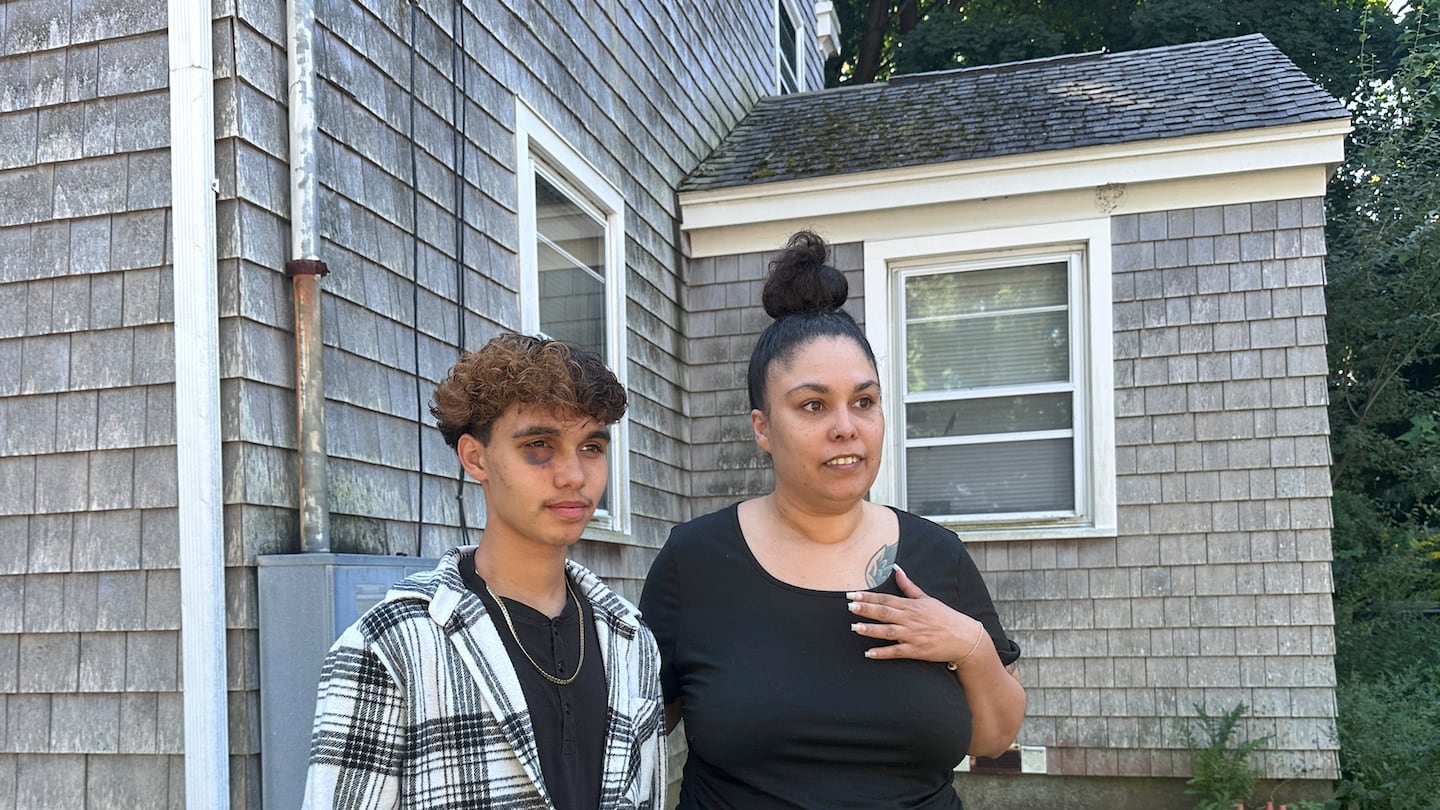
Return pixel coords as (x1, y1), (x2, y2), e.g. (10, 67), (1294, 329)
(640, 504), (1020, 810)
(459, 552), (607, 810)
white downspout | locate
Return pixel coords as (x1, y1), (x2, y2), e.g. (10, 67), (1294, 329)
(168, 0), (231, 805)
(288, 0), (330, 552)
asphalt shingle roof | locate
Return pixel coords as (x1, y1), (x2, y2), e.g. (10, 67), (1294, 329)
(681, 34), (1348, 193)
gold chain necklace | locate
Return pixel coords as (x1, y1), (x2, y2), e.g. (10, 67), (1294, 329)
(484, 579), (586, 686)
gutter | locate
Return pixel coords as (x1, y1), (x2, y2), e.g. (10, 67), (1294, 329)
(287, 0), (330, 552)
(167, 0), (231, 805)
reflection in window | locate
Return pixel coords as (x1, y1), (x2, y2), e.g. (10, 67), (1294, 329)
(527, 166), (617, 517)
(536, 173), (606, 359)
(777, 0), (801, 93)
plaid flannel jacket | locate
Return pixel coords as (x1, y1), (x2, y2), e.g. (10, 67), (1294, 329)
(303, 547), (666, 809)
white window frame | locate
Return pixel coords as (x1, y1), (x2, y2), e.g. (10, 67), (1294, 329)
(776, 0), (805, 94)
(863, 220), (1116, 542)
(515, 99), (631, 536)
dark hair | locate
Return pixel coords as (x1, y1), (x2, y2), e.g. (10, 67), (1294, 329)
(430, 333), (627, 447)
(747, 231), (877, 411)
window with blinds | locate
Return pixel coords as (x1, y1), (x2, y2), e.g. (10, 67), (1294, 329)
(898, 253), (1085, 522)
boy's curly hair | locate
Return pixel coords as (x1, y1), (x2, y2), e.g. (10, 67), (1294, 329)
(430, 333), (627, 447)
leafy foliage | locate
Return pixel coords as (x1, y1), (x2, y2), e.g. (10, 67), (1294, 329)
(826, 0), (1401, 99)
(1327, 10), (1440, 529)
(826, 0), (1140, 84)
(1184, 703), (1268, 810)
(1124, 0), (1402, 101)
(893, 3), (1067, 75)
(1326, 12), (1440, 809)
(1330, 495), (1440, 683)
(1333, 665), (1440, 810)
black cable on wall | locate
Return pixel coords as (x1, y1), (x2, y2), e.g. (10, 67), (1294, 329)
(450, 0), (473, 537)
(407, 0), (426, 549)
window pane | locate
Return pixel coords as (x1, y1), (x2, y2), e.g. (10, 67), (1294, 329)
(906, 393), (1072, 439)
(905, 262), (1069, 392)
(536, 176), (603, 272)
(535, 175), (605, 359)
(538, 257), (604, 353)
(778, 5), (798, 92)
(534, 173), (610, 514)
(907, 310), (1069, 390)
(905, 262), (1066, 318)
(906, 438), (1074, 516)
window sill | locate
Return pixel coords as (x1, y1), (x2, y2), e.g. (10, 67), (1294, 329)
(581, 524), (635, 546)
(938, 522), (1118, 543)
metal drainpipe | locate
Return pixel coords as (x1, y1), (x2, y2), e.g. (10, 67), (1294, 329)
(168, 0), (231, 803)
(287, 0), (329, 552)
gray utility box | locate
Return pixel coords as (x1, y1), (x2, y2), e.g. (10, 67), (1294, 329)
(257, 553), (437, 810)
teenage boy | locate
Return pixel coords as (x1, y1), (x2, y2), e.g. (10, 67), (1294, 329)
(303, 333), (664, 809)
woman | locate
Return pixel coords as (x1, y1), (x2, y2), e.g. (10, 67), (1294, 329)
(641, 231), (1025, 808)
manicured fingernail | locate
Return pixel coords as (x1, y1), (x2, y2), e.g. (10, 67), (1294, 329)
(848, 602), (861, 612)
(894, 564), (905, 573)
(850, 623), (862, 632)
(864, 649), (875, 658)
(845, 591), (859, 600)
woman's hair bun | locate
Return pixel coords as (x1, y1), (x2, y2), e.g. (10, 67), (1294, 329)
(761, 230), (848, 319)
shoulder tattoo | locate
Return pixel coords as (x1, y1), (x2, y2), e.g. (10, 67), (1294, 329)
(864, 542), (897, 588)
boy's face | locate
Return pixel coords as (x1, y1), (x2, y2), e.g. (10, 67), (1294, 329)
(458, 403), (610, 552)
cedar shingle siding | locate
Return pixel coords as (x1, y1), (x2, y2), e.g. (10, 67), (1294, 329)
(998, 200), (1338, 779)
(1, 0), (184, 802)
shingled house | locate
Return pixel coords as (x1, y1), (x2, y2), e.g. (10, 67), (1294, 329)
(0, 0), (1345, 803)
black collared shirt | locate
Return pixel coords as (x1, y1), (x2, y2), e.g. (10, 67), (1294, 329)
(461, 552), (607, 810)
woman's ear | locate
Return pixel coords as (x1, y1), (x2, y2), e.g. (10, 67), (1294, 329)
(751, 408), (772, 455)
(457, 433), (488, 484)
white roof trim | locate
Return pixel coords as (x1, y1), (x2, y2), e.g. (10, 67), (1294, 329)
(678, 119), (1350, 253)
(814, 0), (841, 59)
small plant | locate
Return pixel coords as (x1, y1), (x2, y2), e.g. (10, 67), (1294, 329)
(1184, 702), (1269, 810)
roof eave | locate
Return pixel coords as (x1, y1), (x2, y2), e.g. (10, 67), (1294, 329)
(678, 117), (1352, 238)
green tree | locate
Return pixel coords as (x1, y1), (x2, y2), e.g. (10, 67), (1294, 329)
(1124, 0), (1402, 101)
(1326, 9), (1440, 529)
(826, 0), (1139, 84)
(1324, 10), (1440, 805)
(826, 0), (1401, 99)
(893, 2), (1069, 74)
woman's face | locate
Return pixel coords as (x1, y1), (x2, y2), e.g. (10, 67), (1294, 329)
(751, 335), (884, 512)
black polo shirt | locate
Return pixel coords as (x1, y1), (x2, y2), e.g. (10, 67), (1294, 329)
(461, 551), (607, 810)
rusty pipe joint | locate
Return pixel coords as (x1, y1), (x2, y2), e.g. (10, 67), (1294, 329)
(287, 258), (330, 553)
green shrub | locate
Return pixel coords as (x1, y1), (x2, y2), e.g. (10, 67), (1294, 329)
(1331, 502), (1440, 810)
(1332, 528), (1440, 683)
(1185, 702), (1268, 810)
(1334, 666), (1440, 810)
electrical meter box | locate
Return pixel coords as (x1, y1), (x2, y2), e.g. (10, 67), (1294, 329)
(257, 553), (437, 810)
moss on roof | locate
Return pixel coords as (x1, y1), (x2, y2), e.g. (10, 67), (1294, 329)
(681, 35), (1348, 193)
